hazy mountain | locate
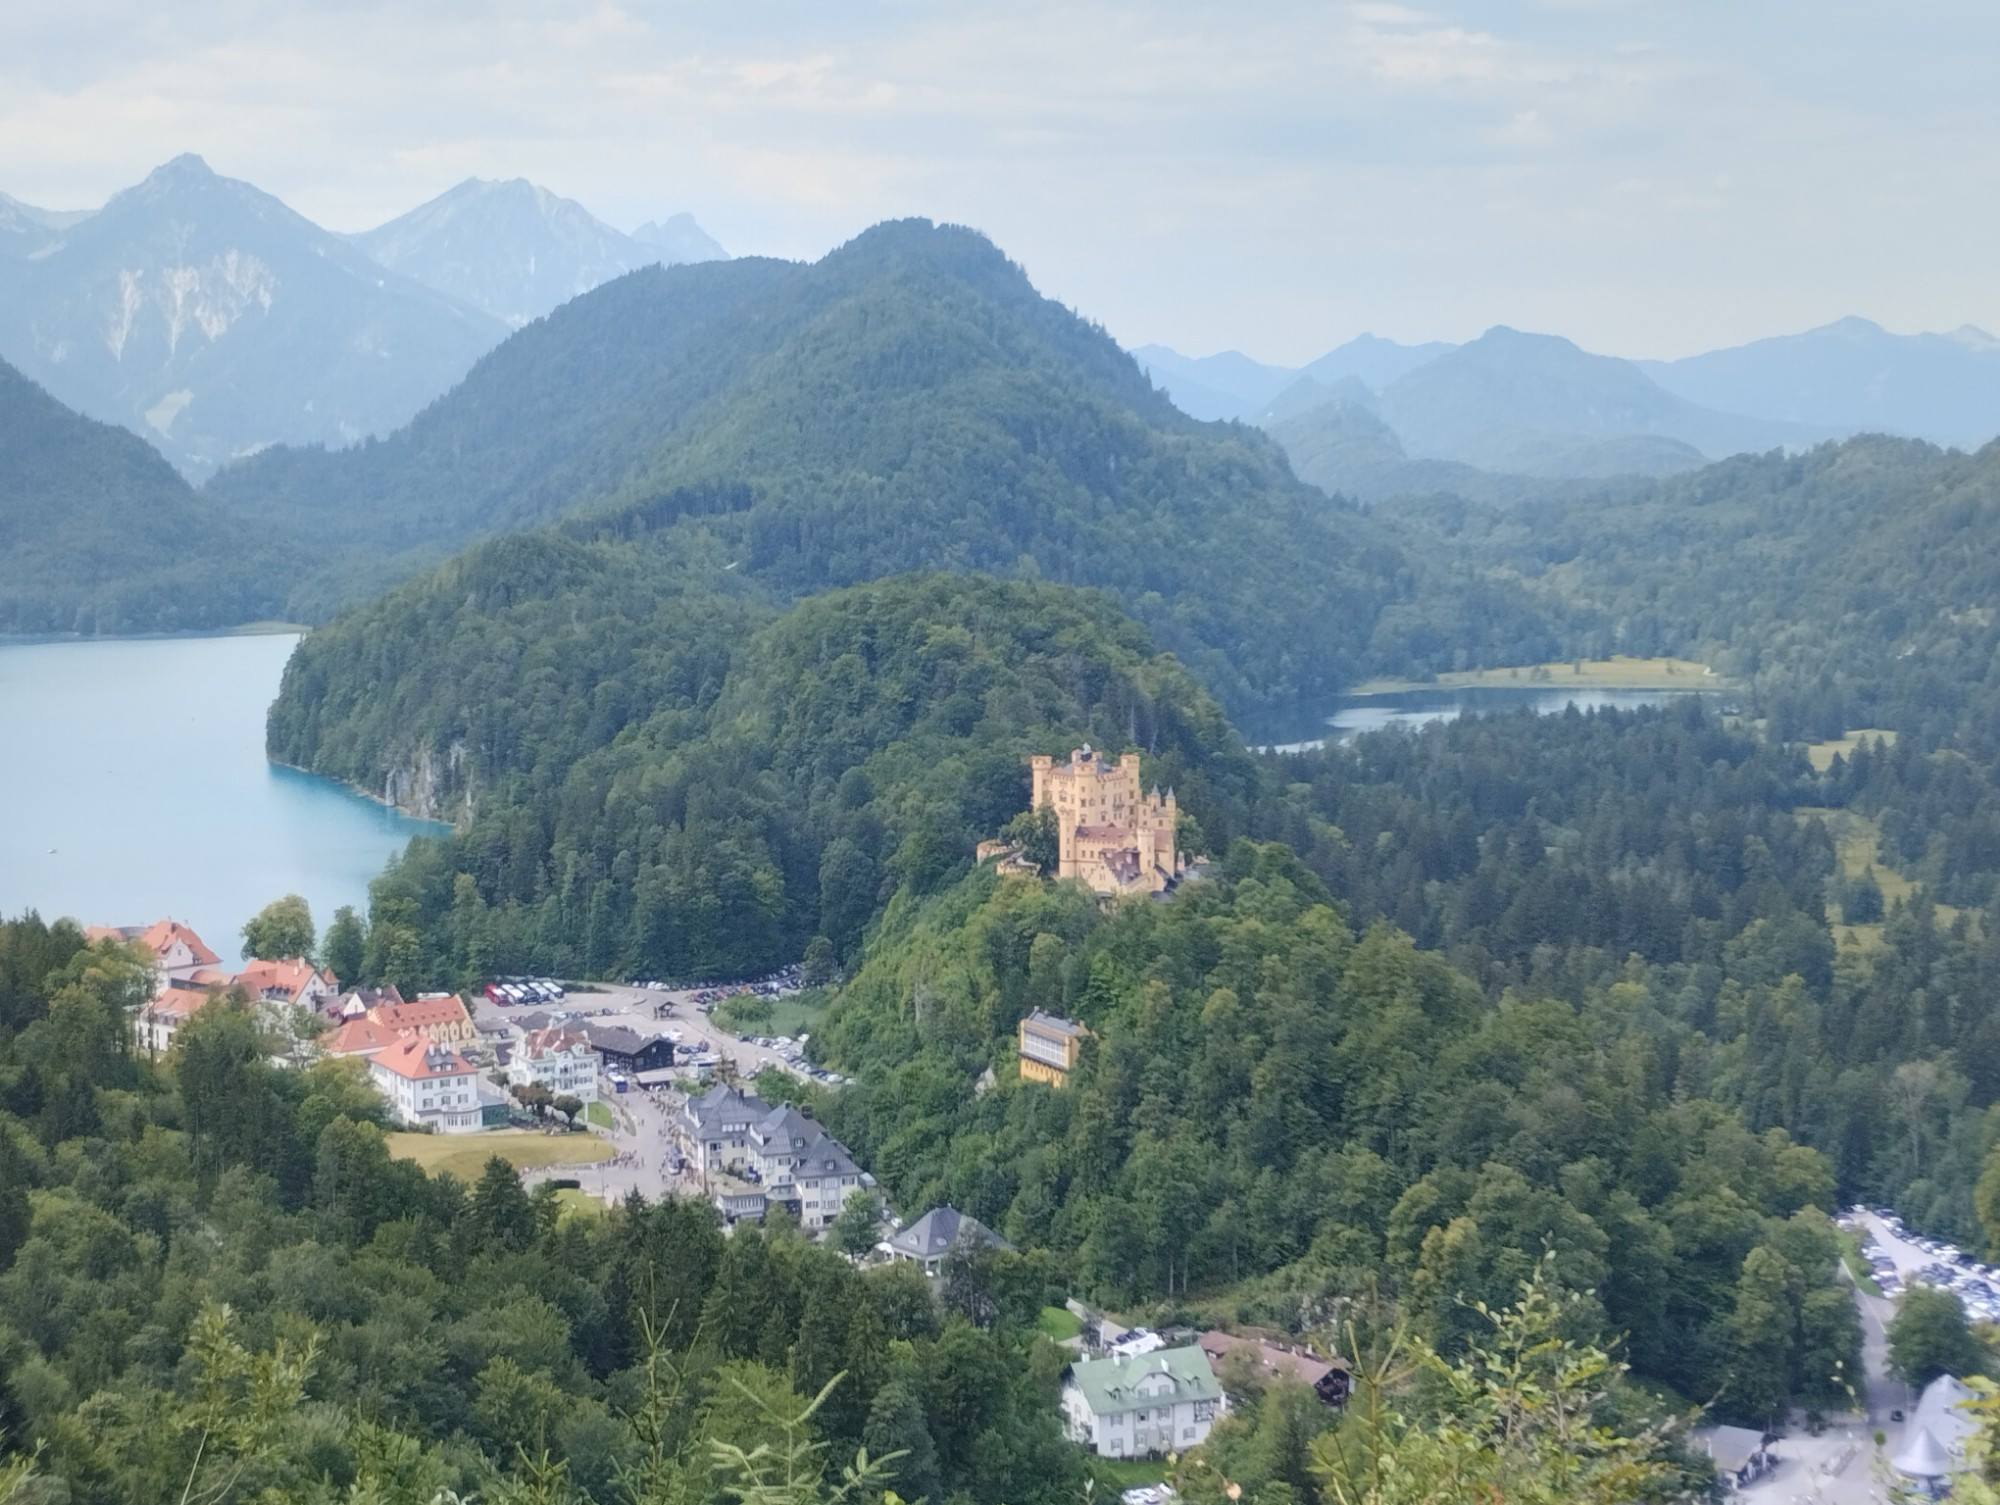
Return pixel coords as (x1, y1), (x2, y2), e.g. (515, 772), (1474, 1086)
(0, 155), (507, 480)
(1375, 326), (1821, 477)
(0, 355), (288, 632)
(632, 213), (728, 265)
(1642, 316), (2000, 450)
(351, 178), (726, 328)
(1300, 333), (1453, 392)
(207, 219), (1556, 706)
(0, 192), (94, 258)
(1134, 333), (1451, 422)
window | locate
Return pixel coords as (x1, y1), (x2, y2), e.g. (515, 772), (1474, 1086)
(1183, 1428), (1195, 1441)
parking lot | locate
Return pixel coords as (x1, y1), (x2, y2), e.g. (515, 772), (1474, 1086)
(472, 977), (837, 1088)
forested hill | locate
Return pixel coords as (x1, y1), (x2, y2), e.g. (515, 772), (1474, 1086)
(0, 358), (292, 633)
(273, 571), (1258, 982)
(214, 219), (1554, 706)
(1381, 435), (2000, 744)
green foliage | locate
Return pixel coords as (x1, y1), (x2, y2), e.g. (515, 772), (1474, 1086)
(815, 844), (1853, 1408)
(0, 357), (293, 634)
(241, 893), (315, 963)
(1888, 1284), (1985, 1389)
(0, 911), (1090, 1505)
(285, 572), (1257, 985)
(1304, 1263), (1683, 1505)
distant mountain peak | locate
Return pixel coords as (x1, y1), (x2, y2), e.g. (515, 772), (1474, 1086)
(1948, 324), (2000, 352)
(149, 153), (217, 183)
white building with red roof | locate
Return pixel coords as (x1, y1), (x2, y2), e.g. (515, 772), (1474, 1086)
(89, 919), (222, 984)
(368, 1036), (483, 1133)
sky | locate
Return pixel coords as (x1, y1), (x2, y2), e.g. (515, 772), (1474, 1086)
(2, 0), (1997, 364)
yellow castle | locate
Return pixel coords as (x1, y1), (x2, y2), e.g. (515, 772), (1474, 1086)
(1029, 745), (1186, 896)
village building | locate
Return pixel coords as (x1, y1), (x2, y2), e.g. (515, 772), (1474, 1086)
(368, 1037), (484, 1133)
(332, 985), (405, 1023)
(235, 958), (340, 1018)
(674, 1085), (871, 1227)
(1892, 1374), (1976, 1489)
(1062, 1348), (1226, 1458)
(88, 919), (221, 984)
(507, 1025), (599, 1103)
(370, 993), (477, 1046)
(1196, 1330), (1351, 1408)
(1019, 1010), (1087, 1087)
(321, 1015), (405, 1061)
(886, 1206), (1010, 1276)
(1704, 1426), (1777, 1491)
(1029, 746), (1188, 896)
(583, 1024), (678, 1081)
(136, 982), (221, 1055)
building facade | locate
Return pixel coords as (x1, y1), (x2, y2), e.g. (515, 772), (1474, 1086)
(369, 1037), (483, 1133)
(886, 1206), (1009, 1276)
(1019, 1010), (1087, 1087)
(1061, 1348), (1226, 1458)
(675, 1085), (871, 1227)
(1029, 747), (1186, 896)
(507, 1026), (599, 1103)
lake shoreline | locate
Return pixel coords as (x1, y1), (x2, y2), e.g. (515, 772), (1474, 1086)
(0, 621), (310, 648)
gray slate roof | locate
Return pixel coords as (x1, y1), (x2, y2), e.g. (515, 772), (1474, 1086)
(888, 1205), (1009, 1259)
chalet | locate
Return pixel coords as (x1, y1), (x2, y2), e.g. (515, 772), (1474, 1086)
(369, 1037), (483, 1133)
(584, 1023), (678, 1079)
(1196, 1330), (1350, 1407)
(886, 1206), (1010, 1276)
(332, 985), (404, 1022)
(320, 1016), (404, 1061)
(1062, 1348), (1225, 1458)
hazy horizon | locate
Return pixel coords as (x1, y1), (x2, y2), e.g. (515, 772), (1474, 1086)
(6, 2), (1999, 364)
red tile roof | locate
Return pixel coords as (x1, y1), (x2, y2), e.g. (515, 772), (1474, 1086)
(235, 958), (333, 1002)
(323, 1017), (404, 1057)
(371, 1036), (472, 1082)
(135, 920), (220, 966)
(369, 996), (471, 1032)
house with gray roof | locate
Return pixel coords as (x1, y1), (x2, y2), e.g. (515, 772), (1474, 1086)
(886, 1206), (1011, 1276)
(673, 1085), (871, 1228)
(1062, 1347), (1225, 1458)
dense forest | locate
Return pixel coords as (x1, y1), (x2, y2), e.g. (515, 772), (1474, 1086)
(0, 913), (1108, 1505)
(221, 220), (1552, 710)
(274, 572), (1259, 985)
(0, 358), (292, 634)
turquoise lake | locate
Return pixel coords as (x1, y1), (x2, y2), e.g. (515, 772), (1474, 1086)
(0, 633), (441, 965)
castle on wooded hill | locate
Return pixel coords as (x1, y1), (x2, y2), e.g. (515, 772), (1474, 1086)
(1028, 745), (1186, 896)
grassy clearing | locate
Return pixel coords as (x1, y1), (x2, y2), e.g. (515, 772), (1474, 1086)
(1805, 728), (1899, 773)
(1350, 656), (1724, 696)
(716, 990), (828, 1040)
(1836, 1228), (1883, 1296)
(1090, 1457), (1171, 1489)
(1037, 1306), (1083, 1341)
(1797, 806), (1969, 951)
(586, 1101), (613, 1128)
(386, 1130), (613, 1180)
(554, 1188), (608, 1220)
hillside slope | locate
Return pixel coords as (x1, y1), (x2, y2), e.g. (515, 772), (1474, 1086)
(219, 219), (1557, 708)
(0, 357), (288, 633)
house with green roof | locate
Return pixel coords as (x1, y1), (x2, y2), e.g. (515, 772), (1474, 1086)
(1061, 1346), (1226, 1458)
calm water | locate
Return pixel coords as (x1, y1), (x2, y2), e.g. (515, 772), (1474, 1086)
(1255, 685), (1720, 753)
(0, 633), (441, 965)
